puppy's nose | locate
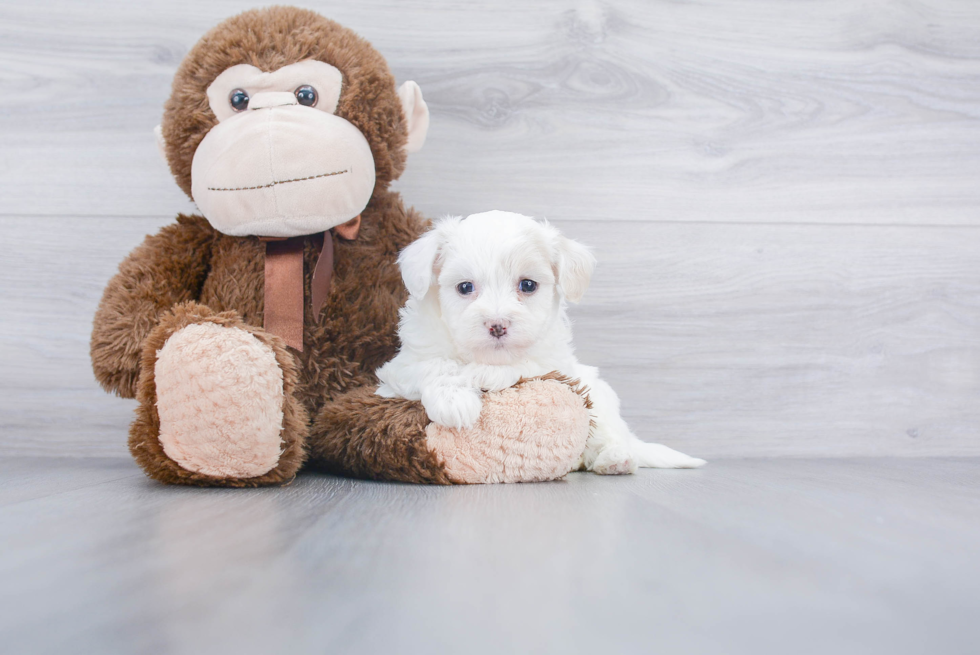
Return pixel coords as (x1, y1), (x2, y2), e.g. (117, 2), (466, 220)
(487, 322), (508, 339)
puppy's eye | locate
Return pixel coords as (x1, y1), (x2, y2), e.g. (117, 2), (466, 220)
(295, 85), (318, 107)
(519, 279), (538, 294)
(229, 89), (249, 112)
(456, 281), (474, 296)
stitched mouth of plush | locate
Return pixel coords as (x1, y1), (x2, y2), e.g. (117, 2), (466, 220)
(207, 168), (349, 192)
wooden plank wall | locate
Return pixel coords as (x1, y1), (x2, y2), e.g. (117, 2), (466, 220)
(1, 0), (979, 458)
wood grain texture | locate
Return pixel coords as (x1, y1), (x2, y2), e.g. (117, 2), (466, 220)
(0, 1), (978, 459)
(3, 215), (978, 458)
(1, 457), (978, 654)
(0, 0), (979, 223)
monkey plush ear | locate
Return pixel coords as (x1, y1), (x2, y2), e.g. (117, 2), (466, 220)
(153, 125), (167, 162)
(554, 235), (597, 303)
(398, 228), (442, 298)
(397, 81), (429, 154)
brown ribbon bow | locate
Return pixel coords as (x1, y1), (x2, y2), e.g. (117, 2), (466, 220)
(262, 215), (361, 351)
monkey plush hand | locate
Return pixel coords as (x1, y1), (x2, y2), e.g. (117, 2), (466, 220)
(90, 7), (590, 486)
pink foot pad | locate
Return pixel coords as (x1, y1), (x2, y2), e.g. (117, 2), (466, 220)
(425, 377), (591, 484)
(155, 322), (285, 478)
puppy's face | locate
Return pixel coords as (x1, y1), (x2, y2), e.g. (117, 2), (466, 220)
(399, 211), (596, 365)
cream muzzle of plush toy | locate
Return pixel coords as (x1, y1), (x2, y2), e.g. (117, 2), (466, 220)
(155, 60), (428, 238)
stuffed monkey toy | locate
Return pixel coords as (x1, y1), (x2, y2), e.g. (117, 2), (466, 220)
(90, 7), (590, 487)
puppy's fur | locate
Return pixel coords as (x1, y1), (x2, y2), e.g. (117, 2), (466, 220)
(376, 211), (705, 474)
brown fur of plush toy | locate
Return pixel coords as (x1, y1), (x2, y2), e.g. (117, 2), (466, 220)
(91, 6), (591, 487)
(310, 387), (454, 484)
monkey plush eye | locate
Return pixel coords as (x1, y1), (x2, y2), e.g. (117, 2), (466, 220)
(519, 279), (538, 293)
(295, 85), (318, 107)
(229, 89), (249, 112)
(456, 282), (474, 296)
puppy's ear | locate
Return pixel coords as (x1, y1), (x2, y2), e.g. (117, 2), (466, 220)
(554, 235), (596, 303)
(398, 228), (442, 298)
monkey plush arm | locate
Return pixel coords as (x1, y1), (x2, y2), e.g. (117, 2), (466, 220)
(91, 214), (217, 398)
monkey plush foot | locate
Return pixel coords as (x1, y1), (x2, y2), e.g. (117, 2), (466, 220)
(309, 374), (590, 484)
(155, 322), (285, 477)
(129, 302), (308, 487)
(424, 374), (592, 484)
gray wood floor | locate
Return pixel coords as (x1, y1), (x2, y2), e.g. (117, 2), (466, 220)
(1, 457), (978, 655)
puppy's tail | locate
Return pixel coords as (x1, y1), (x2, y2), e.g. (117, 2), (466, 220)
(632, 439), (707, 469)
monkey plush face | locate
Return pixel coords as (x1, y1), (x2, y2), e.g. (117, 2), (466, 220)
(192, 60), (377, 237)
(158, 7), (429, 238)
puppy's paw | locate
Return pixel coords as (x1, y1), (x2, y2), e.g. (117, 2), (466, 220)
(422, 384), (483, 430)
(591, 446), (638, 476)
(634, 441), (706, 469)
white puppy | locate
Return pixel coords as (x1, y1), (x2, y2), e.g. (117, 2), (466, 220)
(376, 211), (705, 475)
